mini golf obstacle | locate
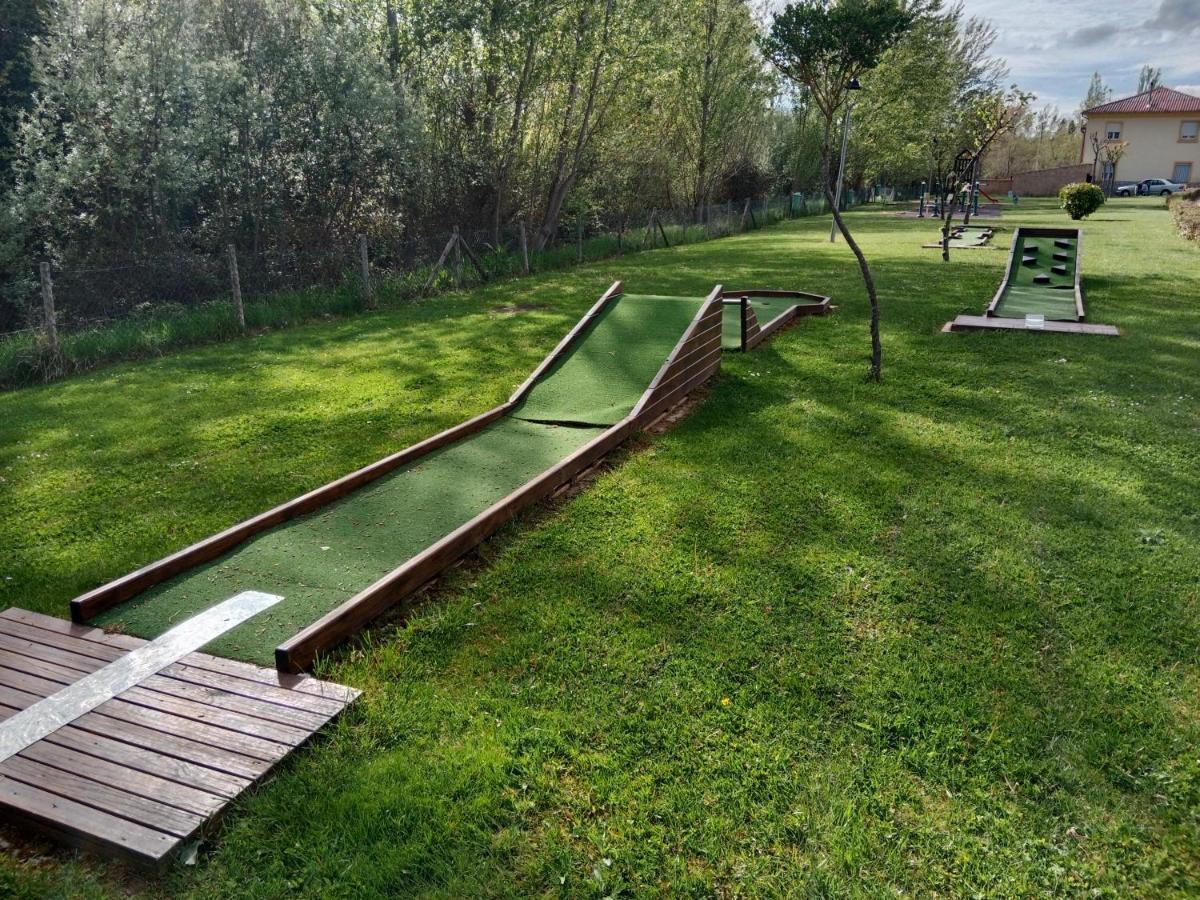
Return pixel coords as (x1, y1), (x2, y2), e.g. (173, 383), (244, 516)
(944, 226), (1119, 336)
(72, 283), (727, 673)
(922, 224), (996, 250)
(5, 280), (829, 865)
(720, 289), (831, 351)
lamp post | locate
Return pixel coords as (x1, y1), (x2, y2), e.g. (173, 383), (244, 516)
(829, 77), (862, 243)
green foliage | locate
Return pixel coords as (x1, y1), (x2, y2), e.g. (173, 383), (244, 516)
(1059, 182), (1105, 220)
(760, 0), (919, 119)
(1168, 187), (1200, 243)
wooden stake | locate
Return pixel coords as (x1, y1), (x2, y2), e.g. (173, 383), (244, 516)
(576, 212), (584, 263)
(656, 213), (670, 248)
(452, 226), (463, 288)
(519, 220), (530, 275)
(458, 233), (488, 281)
(226, 244), (245, 330)
(422, 231), (459, 294)
(358, 234), (374, 309)
(740, 198), (751, 232)
(38, 261), (59, 357)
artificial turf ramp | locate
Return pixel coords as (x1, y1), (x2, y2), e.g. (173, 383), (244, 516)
(993, 231), (1080, 320)
(94, 291), (707, 667)
(95, 418), (605, 666)
(514, 293), (704, 425)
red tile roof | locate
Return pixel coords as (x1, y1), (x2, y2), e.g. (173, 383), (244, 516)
(1085, 87), (1200, 115)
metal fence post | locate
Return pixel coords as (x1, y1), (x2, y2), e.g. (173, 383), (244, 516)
(226, 244), (245, 330)
(38, 261), (60, 357)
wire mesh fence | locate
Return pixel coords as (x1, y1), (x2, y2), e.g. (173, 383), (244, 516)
(1, 189), (870, 387)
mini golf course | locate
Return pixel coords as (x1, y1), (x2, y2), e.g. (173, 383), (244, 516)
(0, 279), (831, 866)
(923, 224), (996, 250)
(720, 289), (831, 351)
(944, 226), (1119, 336)
(78, 284), (722, 671)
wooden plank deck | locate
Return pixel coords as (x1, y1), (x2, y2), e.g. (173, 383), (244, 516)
(0, 608), (359, 868)
(942, 315), (1120, 336)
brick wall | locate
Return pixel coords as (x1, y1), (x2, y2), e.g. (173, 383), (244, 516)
(998, 164), (1093, 196)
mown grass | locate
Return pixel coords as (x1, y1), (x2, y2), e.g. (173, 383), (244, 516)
(1, 198), (1198, 897)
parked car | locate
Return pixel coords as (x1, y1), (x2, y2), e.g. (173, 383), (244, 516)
(1115, 178), (1187, 197)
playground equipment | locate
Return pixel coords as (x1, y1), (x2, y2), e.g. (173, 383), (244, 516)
(943, 227), (1118, 335)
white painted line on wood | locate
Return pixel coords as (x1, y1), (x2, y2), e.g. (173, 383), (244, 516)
(0, 591), (282, 764)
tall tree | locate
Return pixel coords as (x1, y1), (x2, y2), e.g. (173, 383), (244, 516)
(0, 0), (50, 188)
(761, 0), (919, 382)
(1081, 71), (1110, 111)
(1137, 65), (1162, 94)
(665, 0), (773, 219)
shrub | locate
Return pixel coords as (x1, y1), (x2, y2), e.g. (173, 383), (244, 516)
(1059, 182), (1106, 220)
(1168, 188), (1200, 244)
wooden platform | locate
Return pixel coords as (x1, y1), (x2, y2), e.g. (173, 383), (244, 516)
(942, 315), (1120, 336)
(0, 607), (358, 868)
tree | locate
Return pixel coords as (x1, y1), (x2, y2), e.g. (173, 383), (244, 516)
(664, 0), (773, 220)
(761, 0), (918, 382)
(1082, 71), (1110, 111)
(1137, 65), (1162, 94)
(0, 0), (50, 189)
(934, 86), (1030, 260)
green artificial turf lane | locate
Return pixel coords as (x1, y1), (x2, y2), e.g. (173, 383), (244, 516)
(514, 293), (704, 425)
(721, 296), (823, 349)
(994, 234), (1080, 320)
(96, 418), (605, 665)
(721, 302), (746, 349)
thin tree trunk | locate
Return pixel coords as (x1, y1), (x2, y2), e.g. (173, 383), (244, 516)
(822, 113), (882, 381)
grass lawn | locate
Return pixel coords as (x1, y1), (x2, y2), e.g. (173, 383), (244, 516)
(1, 198), (1198, 896)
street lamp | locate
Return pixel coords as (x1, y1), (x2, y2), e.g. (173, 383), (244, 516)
(830, 77), (862, 243)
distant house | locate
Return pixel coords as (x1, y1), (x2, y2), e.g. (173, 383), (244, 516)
(1082, 87), (1200, 186)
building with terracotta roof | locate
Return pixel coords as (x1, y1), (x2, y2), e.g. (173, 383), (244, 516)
(1081, 87), (1200, 186)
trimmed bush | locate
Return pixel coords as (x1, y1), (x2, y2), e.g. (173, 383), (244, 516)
(1059, 182), (1106, 220)
(1168, 188), (1200, 244)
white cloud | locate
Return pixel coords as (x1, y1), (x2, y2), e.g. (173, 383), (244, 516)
(957, 0), (1199, 112)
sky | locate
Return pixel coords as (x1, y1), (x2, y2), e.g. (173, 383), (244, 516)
(957, 0), (1200, 113)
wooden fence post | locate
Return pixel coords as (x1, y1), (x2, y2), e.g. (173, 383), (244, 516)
(451, 226), (463, 288)
(226, 244), (245, 330)
(519, 220), (530, 275)
(38, 261), (59, 357)
(576, 212), (584, 263)
(358, 234), (374, 309)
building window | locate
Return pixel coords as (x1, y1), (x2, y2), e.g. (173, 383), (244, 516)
(1105, 121), (1122, 140)
(1181, 121), (1199, 142)
(1173, 162), (1193, 184)
(1102, 161), (1116, 184)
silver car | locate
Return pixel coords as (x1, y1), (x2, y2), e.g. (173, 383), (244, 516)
(1115, 178), (1187, 197)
